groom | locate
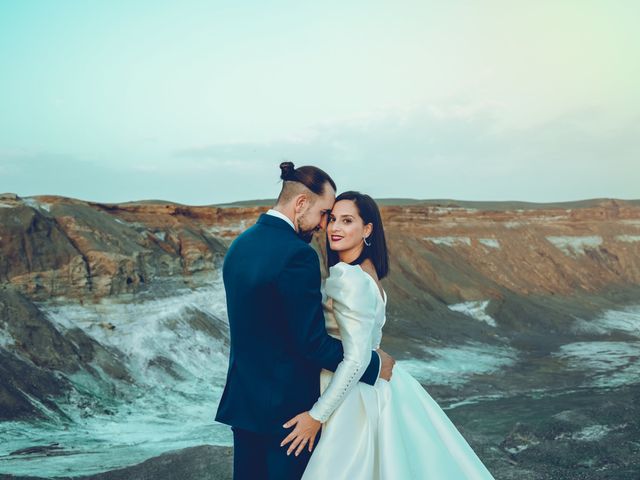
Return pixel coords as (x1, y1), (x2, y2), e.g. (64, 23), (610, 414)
(215, 162), (395, 480)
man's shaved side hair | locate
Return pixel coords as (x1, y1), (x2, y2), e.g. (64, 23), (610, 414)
(276, 162), (337, 205)
(277, 180), (314, 204)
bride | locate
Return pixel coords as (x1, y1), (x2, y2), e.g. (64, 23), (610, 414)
(280, 191), (496, 479)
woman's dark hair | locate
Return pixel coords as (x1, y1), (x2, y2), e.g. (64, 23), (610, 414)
(327, 191), (389, 280)
(277, 161), (336, 200)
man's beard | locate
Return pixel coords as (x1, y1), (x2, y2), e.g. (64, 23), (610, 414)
(296, 215), (318, 243)
(297, 227), (317, 244)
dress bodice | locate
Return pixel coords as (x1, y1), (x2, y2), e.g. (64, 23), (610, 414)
(309, 262), (387, 423)
(321, 264), (387, 349)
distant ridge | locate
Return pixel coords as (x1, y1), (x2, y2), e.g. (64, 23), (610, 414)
(3, 193), (638, 211)
(213, 197), (640, 211)
(213, 198), (276, 208)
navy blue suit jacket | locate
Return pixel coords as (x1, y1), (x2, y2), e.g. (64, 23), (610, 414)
(215, 213), (380, 434)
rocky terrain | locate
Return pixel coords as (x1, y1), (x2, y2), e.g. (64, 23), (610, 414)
(1, 192), (639, 479)
(0, 445), (233, 480)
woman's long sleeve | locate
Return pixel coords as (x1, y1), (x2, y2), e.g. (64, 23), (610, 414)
(308, 263), (378, 423)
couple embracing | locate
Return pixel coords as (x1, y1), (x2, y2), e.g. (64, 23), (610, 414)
(215, 163), (495, 479)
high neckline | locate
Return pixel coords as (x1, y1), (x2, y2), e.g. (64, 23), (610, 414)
(334, 261), (387, 305)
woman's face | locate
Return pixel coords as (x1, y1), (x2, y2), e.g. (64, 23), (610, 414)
(327, 199), (372, 253)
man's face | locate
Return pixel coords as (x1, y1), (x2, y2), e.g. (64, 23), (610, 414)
(296, 185), (336, 243)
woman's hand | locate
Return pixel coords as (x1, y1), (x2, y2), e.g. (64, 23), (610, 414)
(280, 411), (321, 456)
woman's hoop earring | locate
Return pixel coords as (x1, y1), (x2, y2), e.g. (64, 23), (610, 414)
(363, 236), (371, 247)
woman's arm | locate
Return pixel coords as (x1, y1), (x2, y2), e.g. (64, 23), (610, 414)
(280, 262), (379, 456)
(307, 263), (378, 422)
(275, 246), (380, 383)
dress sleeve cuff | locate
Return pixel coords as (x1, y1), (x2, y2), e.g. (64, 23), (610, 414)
(308, 407), (323, 422)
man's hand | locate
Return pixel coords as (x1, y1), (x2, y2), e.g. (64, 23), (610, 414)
(280, 411), (321, 456)
(376, 348), (395, 381)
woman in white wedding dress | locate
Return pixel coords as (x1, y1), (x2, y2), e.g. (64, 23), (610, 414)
(282, 191), (495, 480)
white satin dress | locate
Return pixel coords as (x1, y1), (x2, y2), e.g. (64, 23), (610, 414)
(302, 262), (495, 480)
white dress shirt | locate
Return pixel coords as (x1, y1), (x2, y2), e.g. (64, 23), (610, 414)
(266, 208), (296, 231)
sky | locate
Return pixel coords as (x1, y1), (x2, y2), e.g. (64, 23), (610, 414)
(0, 1), (638, 205)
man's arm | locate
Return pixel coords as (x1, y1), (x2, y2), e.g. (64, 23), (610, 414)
(275, 245), (379, 385)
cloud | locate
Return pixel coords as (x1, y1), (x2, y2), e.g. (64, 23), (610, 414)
(169, 102), (640, 202)
(1, 103), (637, 204)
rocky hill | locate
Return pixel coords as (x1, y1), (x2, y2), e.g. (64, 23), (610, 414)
(2, 193), (638, 300)
(1, 192), (639, 479)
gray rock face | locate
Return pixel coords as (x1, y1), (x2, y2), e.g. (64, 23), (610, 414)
(1, 285), (81, 372)
(0, 348), (70, 421)
(0, 285), (132, 421)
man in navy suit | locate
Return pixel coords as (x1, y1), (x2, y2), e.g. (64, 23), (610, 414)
(215, 162), (395, 479)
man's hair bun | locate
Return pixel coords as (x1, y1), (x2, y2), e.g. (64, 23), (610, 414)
(279, 161), (296, 181)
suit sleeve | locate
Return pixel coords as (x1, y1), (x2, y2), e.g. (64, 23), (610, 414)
(275, 246), (380, 385)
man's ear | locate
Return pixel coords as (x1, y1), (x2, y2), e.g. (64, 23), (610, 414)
(294, 193), (308, 213)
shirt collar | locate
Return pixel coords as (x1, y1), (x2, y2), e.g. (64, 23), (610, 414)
(266, 209), (296, 231)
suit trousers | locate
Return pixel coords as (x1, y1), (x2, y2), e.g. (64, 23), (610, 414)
(232, 425), (317, 480)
